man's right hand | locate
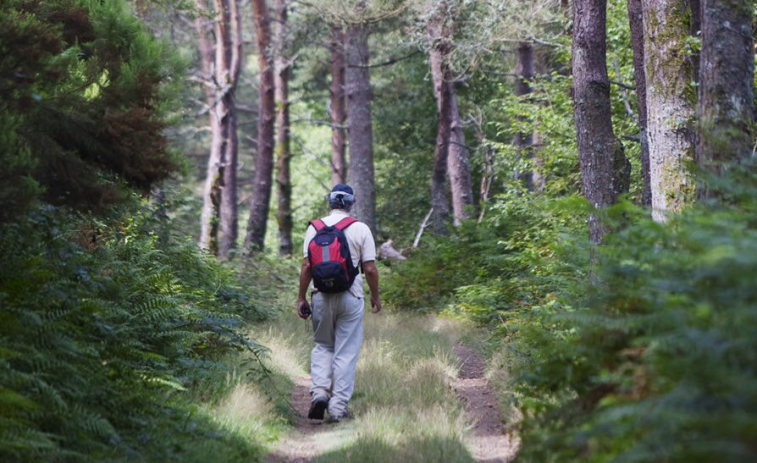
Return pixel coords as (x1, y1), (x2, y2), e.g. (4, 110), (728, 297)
(297, 299), (311, 319)
(370, 296), (382, 314)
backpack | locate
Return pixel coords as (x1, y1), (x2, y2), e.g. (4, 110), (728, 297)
(307, 217), (359, 293)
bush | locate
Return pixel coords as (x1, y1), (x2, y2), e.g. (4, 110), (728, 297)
(511, 167), (757, 463)
(0, 203), (269, 462)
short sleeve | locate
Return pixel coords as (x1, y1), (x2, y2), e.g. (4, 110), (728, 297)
(302, 225), (316, 258)
(361, 226), (377, 263)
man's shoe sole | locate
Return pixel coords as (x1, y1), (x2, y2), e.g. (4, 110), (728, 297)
(308, 400), (328, 420)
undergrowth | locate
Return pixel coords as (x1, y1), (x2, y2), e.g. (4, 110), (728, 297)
(0, 203), (273, 462)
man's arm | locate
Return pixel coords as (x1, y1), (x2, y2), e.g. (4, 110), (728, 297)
(296, 258), (312, 319)
(363, 261), (381, 314)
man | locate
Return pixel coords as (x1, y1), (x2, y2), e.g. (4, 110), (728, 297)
(296, 184), (381, 423)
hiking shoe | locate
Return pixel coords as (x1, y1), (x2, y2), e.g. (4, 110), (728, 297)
(307, 397), (329, 420)
(326, 410), (353, 424)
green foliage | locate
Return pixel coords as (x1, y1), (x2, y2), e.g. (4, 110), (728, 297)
(510, 167), (757, 463)
(384, 186), (585, 320)
(0, 0), (183, 222)
(0, 203), (270, 462)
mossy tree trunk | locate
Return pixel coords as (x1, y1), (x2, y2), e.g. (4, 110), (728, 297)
(345, 14), (377, 233)
(627, 0), (652, 207)
(696, 0), (754, 172)
(572, 0), (631, 244)
(274, 0), (293, 256)
(330, 26), (348, 187)
(641, 0), (697, 222)
(245, 0), (276, 252)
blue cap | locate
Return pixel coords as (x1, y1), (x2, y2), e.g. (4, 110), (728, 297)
(331, 184), (354, 195)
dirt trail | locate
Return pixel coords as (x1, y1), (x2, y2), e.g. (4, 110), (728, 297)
(453, 343), (519, 463)
(265, 376), (342, 463)
(266, 344), (518, 463)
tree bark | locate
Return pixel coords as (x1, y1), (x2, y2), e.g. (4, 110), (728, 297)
(627, 0), (652, 207)
(427, 8), (472, 225)
(345, 20), (377, 232)
(572, 0), (631, 244)
(274, 0), (293, 256)
(196, 0), (224, 254)
(514, 41), (535, 190)
(696, 0), (754, 172)
(689, 0), (702, 83)
(428, 17), (452, 235)
(330, 26), (348, 186)
(446, 68), (474, 224)
(245, 0), (276, 251)
(218, 0), (243, 258)
(641, 0), (697, 221)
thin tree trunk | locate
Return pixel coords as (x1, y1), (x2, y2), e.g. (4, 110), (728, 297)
(197, 0), (223, 254)
(696, 0), (754, 172)
(330, 26), (348, 186)
(446, 72), (474, 224)
(345, 20), (377, 232)
(218, 0), (243, 258)
(572, 0), (631, 244)
(245, 0), (276, 251)
(274, 0), (293, 256)
(514, 41), (535, 190)
(641, 0), (697, 221)
(531, 50), (547, 193)
(627, 0), (652, 207)
(428, 17), (452, 235)
(427, 9), (472, 225)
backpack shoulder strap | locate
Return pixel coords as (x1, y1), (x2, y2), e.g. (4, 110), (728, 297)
(334, 217), (358, 231)
(310, 219), (327, 231)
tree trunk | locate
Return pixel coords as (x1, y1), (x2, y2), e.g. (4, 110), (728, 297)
(696, 0), (754, 172)
(196, 0), (223, 254)
(345, 21), (377, 232)
(218, 0), (243, 258)
(427, 11), (472, 225)
(245, 0), (276, 251)
(446, 70), (474, 224)
(689, 0), (702, 83)
(641, 0), (697, 221)
(428, 18), (452, 235)
(274, 0), (293, 256)
(572, 0), (631, 244)
(627, 0), (652, 207)
(514, 41), (535, 190)
(330, 26), (348, 186)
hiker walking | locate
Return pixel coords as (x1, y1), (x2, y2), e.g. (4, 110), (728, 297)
(296, 184), (381, 423)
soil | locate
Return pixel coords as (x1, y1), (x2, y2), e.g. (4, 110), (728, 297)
(264, 376), (334, 463)
(453, 343), (519, 463)
(266, 345), (519, 463)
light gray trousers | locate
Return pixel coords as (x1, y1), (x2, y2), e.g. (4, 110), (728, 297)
(310, 291), (364, 417)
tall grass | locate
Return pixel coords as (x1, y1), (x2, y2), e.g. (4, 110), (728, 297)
(249, 309), (480, 463)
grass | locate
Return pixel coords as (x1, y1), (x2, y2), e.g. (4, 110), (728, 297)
(224, 306), (483, 463)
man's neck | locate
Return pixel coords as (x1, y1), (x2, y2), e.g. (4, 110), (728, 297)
(329, 209), (350, 217)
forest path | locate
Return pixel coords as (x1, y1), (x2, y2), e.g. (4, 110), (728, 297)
(259, 313), (518, 463)
(453, 344), (519, 463)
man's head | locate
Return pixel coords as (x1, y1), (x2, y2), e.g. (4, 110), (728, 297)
(328, 184), (356, 212)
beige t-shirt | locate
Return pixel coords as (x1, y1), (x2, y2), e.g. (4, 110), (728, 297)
(303, 209), (376, 298)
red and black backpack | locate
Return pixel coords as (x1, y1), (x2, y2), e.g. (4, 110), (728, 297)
(307, 217), (359, 293)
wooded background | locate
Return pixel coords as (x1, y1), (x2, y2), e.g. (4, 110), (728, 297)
(2, 0), (756, 461)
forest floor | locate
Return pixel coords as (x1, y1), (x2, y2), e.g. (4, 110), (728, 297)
(226, 310), (518, 463)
